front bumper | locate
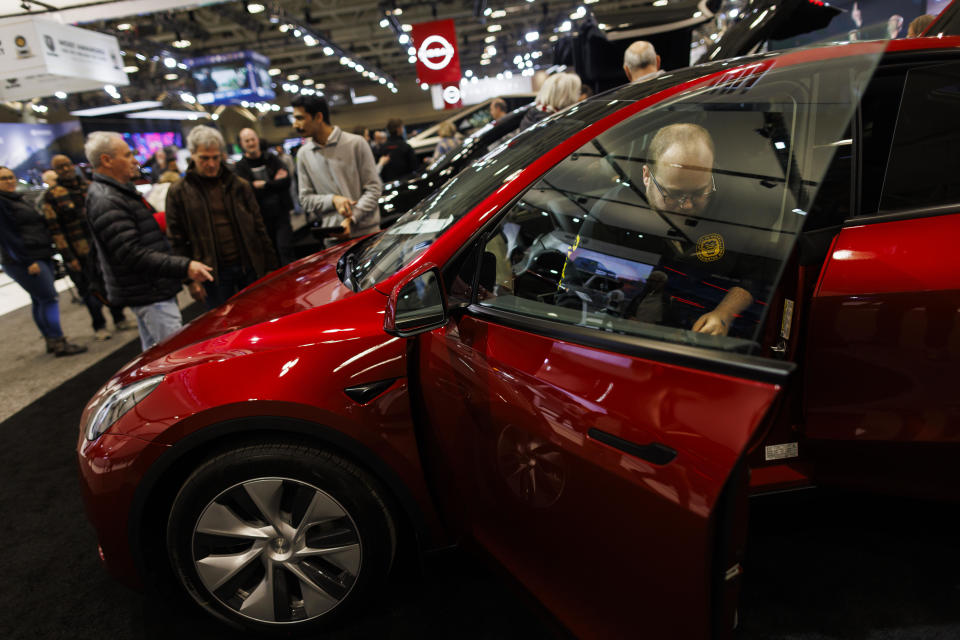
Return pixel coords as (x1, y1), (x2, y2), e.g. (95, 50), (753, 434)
(77, 431), (169, 588)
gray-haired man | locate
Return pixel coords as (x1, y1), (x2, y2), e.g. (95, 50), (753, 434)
(623, 40), (663, 84)
(165, 125), (278, 309)
(84, 131), (213, 350)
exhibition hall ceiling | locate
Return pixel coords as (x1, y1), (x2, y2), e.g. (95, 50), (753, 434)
(2, 0), (709, 106)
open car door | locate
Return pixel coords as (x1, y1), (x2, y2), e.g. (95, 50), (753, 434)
(393, 45), (887, 639)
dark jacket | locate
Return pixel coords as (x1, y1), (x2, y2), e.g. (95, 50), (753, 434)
(0, 189), (54, 266)
(165, 164), (278, 278)
(233, 152), (293, 220)
(86, 173), (189, 307)
(378, 135), (419, 182)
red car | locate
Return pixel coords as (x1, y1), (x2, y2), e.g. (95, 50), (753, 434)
(79, 35), (960, 639)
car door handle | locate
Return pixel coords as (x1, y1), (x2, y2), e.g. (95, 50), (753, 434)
(588, 428), (677, 465)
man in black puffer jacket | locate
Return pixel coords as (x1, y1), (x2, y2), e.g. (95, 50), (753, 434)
(84, 131), (213, 351)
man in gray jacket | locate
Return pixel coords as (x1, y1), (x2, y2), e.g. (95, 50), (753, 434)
(291, 95), (381, 245)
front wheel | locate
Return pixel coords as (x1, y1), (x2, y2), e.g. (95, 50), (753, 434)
(166, 442), (396, 634)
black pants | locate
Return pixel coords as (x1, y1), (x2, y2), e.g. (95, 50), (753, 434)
(68, 262), (125, 331)
(264, 214), (295, 266)
(203, 263), (257, 310)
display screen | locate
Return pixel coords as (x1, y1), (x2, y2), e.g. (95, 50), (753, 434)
(0, 121), (84, 183)
(187, 51), (275, 105)
(122, 131), (183, 165)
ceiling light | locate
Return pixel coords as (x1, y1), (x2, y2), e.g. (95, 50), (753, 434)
(269, 67), (281, 76)
(525, 31), (539, 42)
(135, 53), (146, 61)
(70, 100), (161, 116)
(480, 59), (491, 65)
(181, 93), (196, 104)
(323, 46), (334, 55)
(559, 20), (572, 32)
(246, 3), (265, 13)
(496, 73), (503, 80)
(302, 78), (314, 85)
(379, 78), (387, 84)
(164, 73), (178, 80)
(571, 6), (586, 19)
(408, 55), (416, 63)
(127, 109), (210, 120)
(123, 65), (139, 73)
(172, 39), (191, 48)
(316, 82), (325, 89)
(420, 82), (428, 90)
(484, 35), (496, 43)
(55, 91), (67, 99)
(487, 24), (502, 32)
(304, 36), (317, 46)
(484, 7), (492, 16)
(177, 63), (187, 69)
(393, 7), (402, 14)
(379, 18), (389, 28)
(486, 45), (497, 56)
(491, 10), (506, 18)
(293, 29), (302, 37)
(549, 34), (559, 42)
(398, 34), (410, 44)
(287, 73), (300, 80)
(401, 24), (412, 32)
(163, 57), (177, 68)
(117, 23), (132, 31)
(653, 0), (668, 5)
(279, 24), (290, 32)
(407, 46), (416, 55)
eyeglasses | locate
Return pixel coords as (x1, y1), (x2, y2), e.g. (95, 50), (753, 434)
(649, 171), (716, 208)
(0, 175), (16, 181)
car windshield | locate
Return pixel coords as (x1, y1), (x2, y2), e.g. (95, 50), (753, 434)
(347, 68), (733, 292)
(348, 100), (626, 290)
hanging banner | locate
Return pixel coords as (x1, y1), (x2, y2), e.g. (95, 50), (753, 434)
(411, 19), (461, 85)
(0, 16), (128, 100)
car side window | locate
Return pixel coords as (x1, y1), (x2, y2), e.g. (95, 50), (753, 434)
(878, 62), (960, 212)
(470, 60), (875, 355)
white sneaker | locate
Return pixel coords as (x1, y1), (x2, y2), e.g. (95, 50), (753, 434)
(94, 328), (112, 341)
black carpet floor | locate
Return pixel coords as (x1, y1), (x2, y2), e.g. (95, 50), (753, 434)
(0, 325), (958, 639)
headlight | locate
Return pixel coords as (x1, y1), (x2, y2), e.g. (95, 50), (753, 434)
(84, 375), (164, 441)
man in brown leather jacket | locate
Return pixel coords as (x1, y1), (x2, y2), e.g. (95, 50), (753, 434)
(165, 126), (278, 309)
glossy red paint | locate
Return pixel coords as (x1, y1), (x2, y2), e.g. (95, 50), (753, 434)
(77, 432), (168, 586)
(417, 316), (782, 639)
(804, 214), (960, 493)
(817, 214), (960, 297)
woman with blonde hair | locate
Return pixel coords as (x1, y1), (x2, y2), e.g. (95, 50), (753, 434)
(431, 121), (461, 162)
(517, 72), (583, 131)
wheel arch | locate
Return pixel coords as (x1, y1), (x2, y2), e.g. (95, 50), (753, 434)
(128, 415), (435, 588)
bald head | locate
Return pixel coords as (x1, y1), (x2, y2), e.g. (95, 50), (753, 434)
(51, 154), (77, 184)
(643, 124), (715, 213)
(238, 127), (262, 158)
(624, 40), (660, 82)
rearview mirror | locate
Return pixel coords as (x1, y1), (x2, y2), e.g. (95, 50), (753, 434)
(384, 264), (447, 337)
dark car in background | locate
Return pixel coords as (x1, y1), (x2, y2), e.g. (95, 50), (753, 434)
(379, 105), (528, 226)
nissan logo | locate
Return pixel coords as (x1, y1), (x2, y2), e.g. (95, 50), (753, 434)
(418, 34), (454, 71)
(442, 85), (461, 105)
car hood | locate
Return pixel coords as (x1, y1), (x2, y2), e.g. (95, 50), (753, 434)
(111, 238), (385, 384)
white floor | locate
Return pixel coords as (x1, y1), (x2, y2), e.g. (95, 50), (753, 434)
(0, 270), (76, 317)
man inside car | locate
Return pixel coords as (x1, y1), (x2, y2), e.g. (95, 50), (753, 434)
(639, 123), (754, 335)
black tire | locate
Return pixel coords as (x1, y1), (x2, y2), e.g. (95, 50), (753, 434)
(166, 441), (396, 635)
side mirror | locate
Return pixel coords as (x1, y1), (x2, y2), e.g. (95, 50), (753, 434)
(384, 263), (448, 337)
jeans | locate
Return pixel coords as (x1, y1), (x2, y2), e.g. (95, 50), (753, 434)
(68, 263), (125, 331)
(131, 297), (182, 351)
(203, 263), (257, 310)
(3, 259), (63, 339)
